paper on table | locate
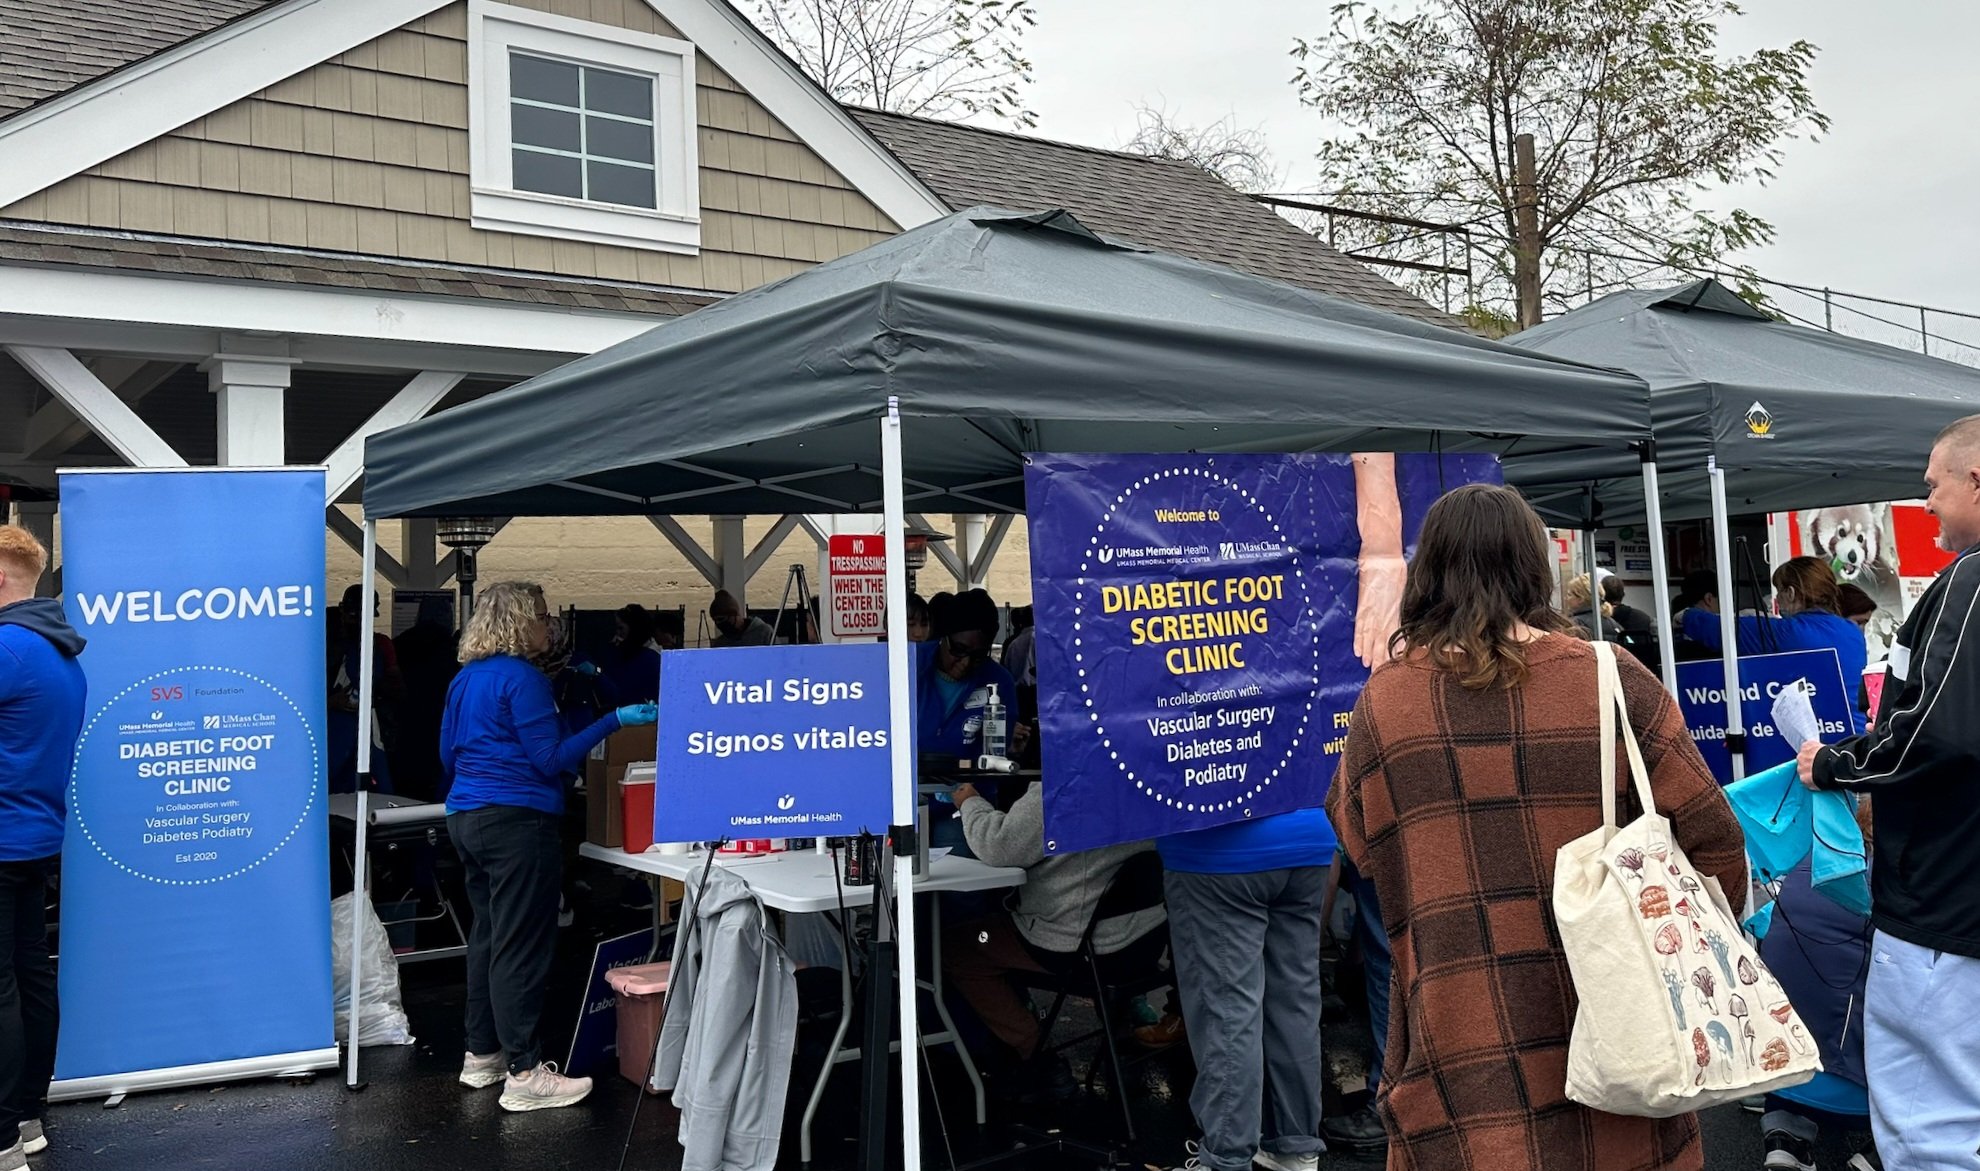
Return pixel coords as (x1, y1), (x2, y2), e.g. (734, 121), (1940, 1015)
(1772, 679), (1823, 748)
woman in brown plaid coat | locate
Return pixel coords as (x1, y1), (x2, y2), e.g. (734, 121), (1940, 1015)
(1327, 485), (1746, 1171)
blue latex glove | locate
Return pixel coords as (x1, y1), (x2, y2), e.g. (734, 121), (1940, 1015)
(573, 661), (601, 677)
(615, 703), (657, 728)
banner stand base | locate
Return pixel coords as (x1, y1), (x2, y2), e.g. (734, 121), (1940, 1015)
(50, 1046), (340, 1104)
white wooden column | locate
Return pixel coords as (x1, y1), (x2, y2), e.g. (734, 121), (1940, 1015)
(202, 341), (296, 466)
(713, 515), (748, 602)
(402, 519), (443, 590)
(951, 514), (988, 590)
(16, 502), (56, 597)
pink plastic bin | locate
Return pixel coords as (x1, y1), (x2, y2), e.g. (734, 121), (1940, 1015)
(604, 961), (670, 1090)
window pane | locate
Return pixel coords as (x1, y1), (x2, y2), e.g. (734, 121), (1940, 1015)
(514, 149), (583, 199)
(585, 67), (654, 120)
(587, 160), (656, 208)
(511, 104), (580, 151)
(510, 54), (580, 107)
(586, 116), (654, 164)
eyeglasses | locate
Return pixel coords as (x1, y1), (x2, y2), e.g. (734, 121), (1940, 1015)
(944, 636), (989, 662)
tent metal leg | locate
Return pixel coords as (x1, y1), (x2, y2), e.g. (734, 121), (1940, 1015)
(879, 398), (922, 1169)
(1639, 452), (1678, 691)
(1583, 486), (1604, 642)
(347, 520), (378, 1088)
(1708, 458), (1746, 779)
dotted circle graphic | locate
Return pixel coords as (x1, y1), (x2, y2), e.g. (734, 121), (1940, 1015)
(1071, 466), (1323, 815)
(68, 665), (322, 887)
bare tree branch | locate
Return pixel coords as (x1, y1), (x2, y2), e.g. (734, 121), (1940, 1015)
(1120, 104), (1283, 192)
(753, 0), (1037, 126)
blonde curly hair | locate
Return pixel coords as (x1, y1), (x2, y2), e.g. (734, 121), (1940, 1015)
(1562, 572), (1612, 618)
(459, 581), (547, 664)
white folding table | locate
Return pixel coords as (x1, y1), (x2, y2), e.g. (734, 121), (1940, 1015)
(579, 843), (1024, 1164)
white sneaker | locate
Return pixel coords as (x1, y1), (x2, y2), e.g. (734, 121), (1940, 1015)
(459, 1051), (505, 1089)
(1254, 1150), (1323, 1171)
(0, 1138), (23, 1171)
(18, 1120), (42, 1155)
(498, 1061), (592, 1112)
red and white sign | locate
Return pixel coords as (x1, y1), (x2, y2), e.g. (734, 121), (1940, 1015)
(827, 533), (888, 639)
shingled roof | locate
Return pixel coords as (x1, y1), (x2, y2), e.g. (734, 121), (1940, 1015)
(0, 222), (716, 316)
(849, 107), (1460, 327)
(0, 0), (274, 119)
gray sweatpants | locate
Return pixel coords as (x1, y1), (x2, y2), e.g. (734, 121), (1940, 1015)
(1166, 866), (1327, 1171)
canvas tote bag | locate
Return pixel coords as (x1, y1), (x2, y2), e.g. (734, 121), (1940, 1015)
(1554, 642), (1819, 1117)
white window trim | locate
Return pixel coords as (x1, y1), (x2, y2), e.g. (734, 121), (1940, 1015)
(467, 0), (700, 254)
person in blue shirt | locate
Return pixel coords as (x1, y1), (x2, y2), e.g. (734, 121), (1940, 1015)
(0, 526), (83, 1165)
(441, 581), (655, 1113)
(596, 604), (662, 706)
(916, 589), (1016, 765)
(918, 591), (1016, 850)
(1681, 556), (1869, 735)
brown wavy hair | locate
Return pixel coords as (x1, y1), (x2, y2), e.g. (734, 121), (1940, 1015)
(1771, 555), (1843, 616)
(1391, 484), (1575, 690)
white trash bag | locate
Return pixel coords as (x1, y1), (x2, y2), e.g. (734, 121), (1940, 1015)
(331, 892), (415, 1047)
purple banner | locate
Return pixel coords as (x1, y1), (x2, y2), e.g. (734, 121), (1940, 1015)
(1027, 452), (1500, 852)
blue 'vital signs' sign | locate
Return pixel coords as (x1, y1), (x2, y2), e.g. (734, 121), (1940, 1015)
(654, 643), (893, 843)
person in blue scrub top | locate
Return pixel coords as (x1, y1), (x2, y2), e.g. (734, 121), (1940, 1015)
(596, 603), (662, 706)
(442, 581), (655, 1113)
(1681, 557), (1869, 735)
(919, 590), (1015, 856)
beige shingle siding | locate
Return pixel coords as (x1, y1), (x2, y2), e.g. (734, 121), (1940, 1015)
(1, 0), (898, 293)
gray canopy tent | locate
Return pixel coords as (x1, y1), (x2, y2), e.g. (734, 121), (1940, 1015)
(1507, 279), (1980, 526)
(352, 208), (1656, 1162)
(1507, 278), (1980, 775)
(363, 209), (1655, 519)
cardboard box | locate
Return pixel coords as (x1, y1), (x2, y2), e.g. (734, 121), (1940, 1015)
(583, 726), (657, 848)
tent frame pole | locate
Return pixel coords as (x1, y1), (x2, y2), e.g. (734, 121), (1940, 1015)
(1708, 457), (1746, 778)
(1583, 486), (1604, 641)
(879, 398), (922, 1169)
(347, 519), (378, 1088)
(1640, 445), (1678, 691)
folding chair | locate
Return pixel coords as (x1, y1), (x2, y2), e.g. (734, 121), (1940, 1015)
(1022, 851), (1170, 1142)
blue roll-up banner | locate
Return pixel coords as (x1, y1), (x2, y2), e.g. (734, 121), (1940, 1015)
(55, 469), (336, 1090)
(1674, 648), (1854, 785)
(654, 644), (893, 844)
(1027, 452), (1500, 852)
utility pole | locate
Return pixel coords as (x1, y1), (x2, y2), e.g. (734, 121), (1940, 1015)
(1513, 132), (1542, 330)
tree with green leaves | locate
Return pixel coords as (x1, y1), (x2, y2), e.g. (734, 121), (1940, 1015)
(753, 0), (1037, 127)
(1293, 0), (1827, 327)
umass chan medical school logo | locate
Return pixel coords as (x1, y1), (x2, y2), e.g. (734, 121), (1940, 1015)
(1744, 401), (1777, 439)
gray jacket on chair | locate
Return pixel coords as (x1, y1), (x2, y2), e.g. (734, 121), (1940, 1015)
(652, 865), (799, 1171)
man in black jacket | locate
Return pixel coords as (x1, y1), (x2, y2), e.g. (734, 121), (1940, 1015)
(1797, 414), (1980, 1168)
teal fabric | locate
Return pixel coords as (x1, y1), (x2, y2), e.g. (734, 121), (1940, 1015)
(1775, 1070), (1870, 1117)
(1724, 761), (1870, 927)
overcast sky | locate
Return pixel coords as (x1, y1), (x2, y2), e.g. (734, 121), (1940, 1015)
(1019, 0), (1979, 351)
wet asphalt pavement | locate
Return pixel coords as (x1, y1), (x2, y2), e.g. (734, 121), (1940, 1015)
(30, 864), (1876, 1170)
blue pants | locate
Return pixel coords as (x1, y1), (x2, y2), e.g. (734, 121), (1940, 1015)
(1345, 865), (1392, 1093)
(1167, 867), (1326, 1171)
(1865, 930), (1980, 1169)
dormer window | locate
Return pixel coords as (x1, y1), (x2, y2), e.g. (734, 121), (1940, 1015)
(468, 1), (699, 253)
